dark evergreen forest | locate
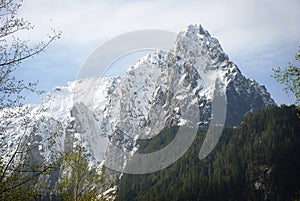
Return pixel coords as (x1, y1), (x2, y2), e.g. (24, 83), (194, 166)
(116, 105), (300, 201)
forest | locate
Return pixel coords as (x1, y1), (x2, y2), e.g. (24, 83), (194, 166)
(116, 105), (300, 201)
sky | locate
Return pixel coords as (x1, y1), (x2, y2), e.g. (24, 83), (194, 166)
(14, 0), (300, 105)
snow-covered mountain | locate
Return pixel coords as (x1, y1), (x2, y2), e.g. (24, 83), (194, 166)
(100, 24), (275, 172)
(0, 24), (275, 176)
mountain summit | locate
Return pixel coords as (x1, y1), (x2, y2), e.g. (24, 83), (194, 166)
(98, 24), (275, 171)
(1, 24), (275, 175)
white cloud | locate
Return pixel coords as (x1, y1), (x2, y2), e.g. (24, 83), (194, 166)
(15, 0), (300, 104)
(18, 0), (300, 51)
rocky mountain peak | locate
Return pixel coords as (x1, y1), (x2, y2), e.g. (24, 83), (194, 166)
(0, 24), (276, 175)
(170, 24), (229, 72)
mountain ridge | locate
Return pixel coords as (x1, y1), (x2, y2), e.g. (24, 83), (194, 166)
(1, 24), (275, 178)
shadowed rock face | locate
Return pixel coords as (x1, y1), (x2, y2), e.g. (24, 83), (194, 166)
(225, 75), (274, 126)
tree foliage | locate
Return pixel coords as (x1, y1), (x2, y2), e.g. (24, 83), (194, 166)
(0, 0), (60, 199)
(0, 0), (61, 108)
(0, 111), (63, 200)
(56, 145), (108, 201)
(272, 47), (300, 105)
(0, 1), (116, 200)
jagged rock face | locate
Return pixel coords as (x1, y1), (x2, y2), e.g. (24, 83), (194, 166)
(0, 24), (275, 171)
(225, 74), (275, 126)
(101, 50), (202, 152)
(102, 24), (275, 157)
(171, 25), (275, 126)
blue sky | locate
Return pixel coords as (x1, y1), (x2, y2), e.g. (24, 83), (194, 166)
(14, 0), (300, 105)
